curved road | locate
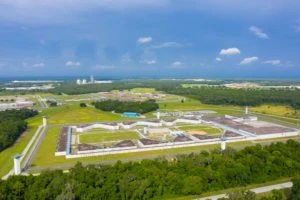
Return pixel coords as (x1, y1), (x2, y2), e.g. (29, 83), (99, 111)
(196, 182), (293, 200)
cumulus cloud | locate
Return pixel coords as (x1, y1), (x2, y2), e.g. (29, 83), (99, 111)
(65, 61), (80, 66)
(219, 48), (241, 56)
(137, 37), (153, 44)
(145, 60), (157, 65)
(240, 56), (258, 65)
(249, 26), (269, 39)
(151, 42), (188, 49)
(262, 60), (281, 65)
(216, 57), (222, 62)
(33, 63), (45, 67)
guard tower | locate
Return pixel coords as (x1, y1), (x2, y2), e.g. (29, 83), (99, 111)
(156, 110), (160, 120)
(43, 116), (47, 127)
(245, 106), (249, 115)
(220, 137), (227, 151)
(12, 154), (22, 175)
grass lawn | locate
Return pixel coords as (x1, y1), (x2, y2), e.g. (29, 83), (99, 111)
(79, 131), (139, 143)
(39, 104), (124, 124)
(178, 125), (223, 134)
(251, 104), (297, 117)
(0, 125), (38, 177)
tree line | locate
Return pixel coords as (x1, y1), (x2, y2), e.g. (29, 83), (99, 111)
(93, 99), (159, 114)
(0, 109), (38, 151)
(0, 140), (300, 199)
(165, 87), (300, 109)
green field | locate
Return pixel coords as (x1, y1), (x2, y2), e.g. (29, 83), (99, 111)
(79, 131), (139, 143)
(178, 125), (223, 134)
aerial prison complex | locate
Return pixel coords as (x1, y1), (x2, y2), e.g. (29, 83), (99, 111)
(54, 112), (299, 159)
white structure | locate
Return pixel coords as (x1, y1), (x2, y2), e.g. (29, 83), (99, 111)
(82, 79), (87, 84)
(143, 126), (148, 134)
(13, 155), (22, 175)
(43, 116), (47, 127)
(245, 106), (249, 115)
(76, 123), (119, 132)
(220, 139), (226, 151)
(76, 79), (82, 85)
(156, 110), (160, 120)
(90, 75), (94, 84)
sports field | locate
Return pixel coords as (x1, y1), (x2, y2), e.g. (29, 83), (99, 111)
(79, 131), (139, 143)
(177, 125), (222, 134)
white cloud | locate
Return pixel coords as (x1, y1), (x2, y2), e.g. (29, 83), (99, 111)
(93, 64), (115, 70)
(240, 56), (258, 65)
(65, 61), (80, 66)
(249, 26), (269, 39)
(262, 60), (281, 65)
(145, 60), (157, 65)
(33, 62), (45, 67)
(216, 57), (222, 62)
(171, 61), (184, 68)
(137, 37), (153, 44)
(219, 47), (241, 56)
(151, 42), (188, 49)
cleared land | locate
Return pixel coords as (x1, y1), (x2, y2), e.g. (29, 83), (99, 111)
(79, 131), (139, 143)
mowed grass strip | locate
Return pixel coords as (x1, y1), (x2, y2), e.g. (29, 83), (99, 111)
(178, 125), (222, 134)
(79, 131), (139, 143)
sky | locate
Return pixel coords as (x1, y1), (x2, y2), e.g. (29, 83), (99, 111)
(0, 0), (300, 78)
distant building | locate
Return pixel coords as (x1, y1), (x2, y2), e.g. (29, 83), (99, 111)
(90, 75), (94, 84)
(76, 79), (82, 85)
(82, 79), (87, 84)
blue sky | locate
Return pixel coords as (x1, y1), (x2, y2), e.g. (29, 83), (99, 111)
(0, 0), (299, 78)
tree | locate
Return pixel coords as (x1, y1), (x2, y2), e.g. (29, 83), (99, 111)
(79, 103), (87, 108)
(227, 190), (256, 200)
(291, 177), (300, 200)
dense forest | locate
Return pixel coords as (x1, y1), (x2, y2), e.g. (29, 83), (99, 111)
(0, 109), (38, 151)
(93, 99), (159, 114)
(166, 87), (300, 109)
(0, 140), (300, 199)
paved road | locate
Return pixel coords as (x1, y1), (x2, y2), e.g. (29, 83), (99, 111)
(197, 182), (293, 200)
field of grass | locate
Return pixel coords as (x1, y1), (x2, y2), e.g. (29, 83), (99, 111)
(0, 125), (38, 177)
(178, 125), (222, 134)
(251, 104), (296, 117)
(38, 103), (124, 124)
(79, 131), (139, 143)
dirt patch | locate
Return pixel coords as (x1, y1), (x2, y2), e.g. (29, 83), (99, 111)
(187, 130), (207, 135)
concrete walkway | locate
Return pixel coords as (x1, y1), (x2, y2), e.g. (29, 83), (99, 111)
(196, 182), (293, 200)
